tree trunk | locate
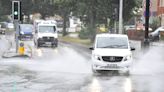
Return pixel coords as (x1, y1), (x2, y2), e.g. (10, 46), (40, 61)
(89, 0), (96, 42)
(62, 13), (67, 36)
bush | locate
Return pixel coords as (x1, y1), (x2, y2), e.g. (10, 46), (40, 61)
(78, 27), (91, 39)
(0, 15), (10, 22)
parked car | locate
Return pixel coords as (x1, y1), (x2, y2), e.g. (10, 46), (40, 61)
(0, 22), (7, 34)
(18, 24), (34, 40)
(149, 26), (164, 41)
(90, 34), (135, 74)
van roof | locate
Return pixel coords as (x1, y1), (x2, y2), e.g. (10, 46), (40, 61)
(96, 33), (128, 38)
(38, 20), (57, 26)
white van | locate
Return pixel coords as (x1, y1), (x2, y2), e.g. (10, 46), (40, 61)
(34, 20), (58, 48)
(90, 34), (135, 74)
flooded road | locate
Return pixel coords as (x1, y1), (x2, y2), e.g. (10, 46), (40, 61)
(1, 34), (164, 92)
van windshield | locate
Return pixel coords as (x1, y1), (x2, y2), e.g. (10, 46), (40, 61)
(20, 25), (33, 33)
(96, 37), (129, 49)
(39, 26), (56, 33)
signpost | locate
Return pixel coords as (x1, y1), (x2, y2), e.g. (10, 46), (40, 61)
(12, 0), (21, 53)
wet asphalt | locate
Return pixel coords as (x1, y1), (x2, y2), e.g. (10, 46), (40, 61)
(1, 32), (164, 92)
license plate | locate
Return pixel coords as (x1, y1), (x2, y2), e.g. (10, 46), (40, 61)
(45, 42), (51, 44)
(26, 36), (31, 38)
(103, 64), (119, 68)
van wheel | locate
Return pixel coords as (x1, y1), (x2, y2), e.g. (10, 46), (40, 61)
(92, 69), (97, 73)
(36, 42), (40, 48)
(51, 44), (55, 48)
(34, 41), (36, 45)
(124, 70), (130, 76)
(55, 43), (58, 47)
(92, 66), (97, 73)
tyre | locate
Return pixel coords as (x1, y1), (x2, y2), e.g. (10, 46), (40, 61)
(124, 70), (130, 76)
(52, 43), (58, 48)
(36, 41), (40, 48)
(51, 44), (55, 48)
(55, 43), (58, 47)
(92, 66), (97, 73)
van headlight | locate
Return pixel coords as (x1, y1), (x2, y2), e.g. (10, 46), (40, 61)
(38, 35), (43, 38)
(32, 32), (35, 35)
(124, 55), (132, 61)
(20, 31), (24, 34)
(93, 54), (101, 61)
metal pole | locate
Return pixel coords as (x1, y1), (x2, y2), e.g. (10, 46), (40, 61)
(114, 21), (117, 33)
(14, 20), (19, 53)
(144, 0), (150, 46)
(119, 0), (123, 34)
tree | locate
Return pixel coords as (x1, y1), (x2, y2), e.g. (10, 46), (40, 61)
(123, 0), (137, 22)
(0, 0), (11, 16)
(31, 0), (56, 18)
(55, 0), (78, 36)
(21, 0), (33, 15)
(0, 0), (138, 38)
(73, 0), (137, 41)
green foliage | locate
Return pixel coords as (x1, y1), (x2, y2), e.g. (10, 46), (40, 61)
(0, 0), (11, 16)
(123, 0), (137, 22)
(0, 15), (10, 22)
(21, 0), (34, 15)
(78, 27), (92, 39)
(0, 0), (138, 39)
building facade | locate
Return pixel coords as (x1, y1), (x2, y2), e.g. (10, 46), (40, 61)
(142, 0), (157, 24)
(142, 0), (164, 26)
(157, 0), (164, 26)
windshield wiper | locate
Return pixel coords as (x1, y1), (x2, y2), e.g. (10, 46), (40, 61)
(100, 45), (127, 48)
(100, 45), (117, 48)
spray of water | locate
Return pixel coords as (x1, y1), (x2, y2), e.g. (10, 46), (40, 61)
(131, 46), (164, 75)
(1, 47), (92, 74)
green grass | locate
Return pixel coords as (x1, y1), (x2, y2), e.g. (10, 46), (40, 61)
(59, 36), (92, 46)
(160, 36), (164, 40)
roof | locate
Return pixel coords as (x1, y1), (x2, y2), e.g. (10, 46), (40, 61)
(96, 33), (128, 38)
(19, 24), (33, 26)
(38, 20), (57, 26)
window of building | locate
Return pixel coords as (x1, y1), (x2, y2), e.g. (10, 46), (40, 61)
(160, 0), (164, 7)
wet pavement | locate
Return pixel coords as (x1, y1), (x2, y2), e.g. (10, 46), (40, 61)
(1, 32), (164, 92)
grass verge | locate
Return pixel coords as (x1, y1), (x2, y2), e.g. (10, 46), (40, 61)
(59, 36), (92, 46)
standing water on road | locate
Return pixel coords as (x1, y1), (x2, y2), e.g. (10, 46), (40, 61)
(131, 46), (164, 75)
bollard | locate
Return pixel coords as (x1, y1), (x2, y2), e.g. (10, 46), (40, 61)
(18, 42), (25, 55)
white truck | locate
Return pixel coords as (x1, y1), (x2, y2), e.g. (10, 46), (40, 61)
(34, 20), (58, 48)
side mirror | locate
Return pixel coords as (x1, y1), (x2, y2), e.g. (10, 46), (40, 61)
(130, 47), (135, 51)
(89, 47), (94, 50)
